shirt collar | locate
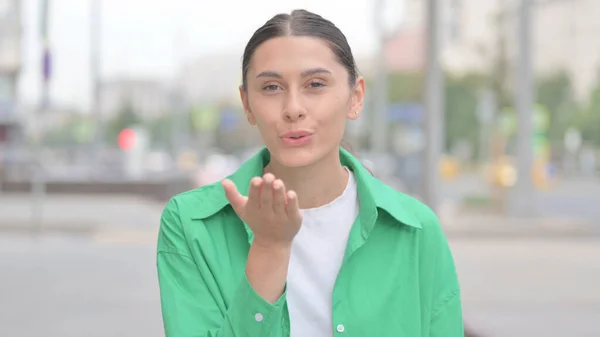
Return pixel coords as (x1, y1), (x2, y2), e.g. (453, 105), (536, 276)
(190, 147), (422, 230)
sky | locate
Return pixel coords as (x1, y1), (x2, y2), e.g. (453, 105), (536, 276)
(17, 0), (407, 112)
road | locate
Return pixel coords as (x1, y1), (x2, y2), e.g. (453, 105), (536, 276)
(0, 233), (598, 337)
(0, 234), (164, 337)
(452, 237), (600, 337)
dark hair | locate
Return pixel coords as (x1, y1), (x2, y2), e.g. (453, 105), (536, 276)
(241, 9), (358, 91)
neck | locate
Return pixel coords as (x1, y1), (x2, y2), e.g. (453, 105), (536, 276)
(264, 150), (349, 209)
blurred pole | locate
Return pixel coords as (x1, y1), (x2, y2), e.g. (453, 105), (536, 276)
(169, 90), (183, 157)
(31, 0), (51, 232)
(90, 0), (102, 177)
(170, 31), (186, 160)
(509, 0), (536, 217)
(476, 89), (496, 164)
(422, 0), (444, 213)
(370, 0), (388, 154)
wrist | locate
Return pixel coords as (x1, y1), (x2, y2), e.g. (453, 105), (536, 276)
(251, 238), (292, 253)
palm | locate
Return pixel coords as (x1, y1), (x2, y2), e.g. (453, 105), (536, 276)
(221, 174), (302, 245)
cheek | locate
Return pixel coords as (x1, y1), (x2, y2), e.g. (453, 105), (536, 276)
(314, 94), (349, 127)
(249, 97), (279, 125)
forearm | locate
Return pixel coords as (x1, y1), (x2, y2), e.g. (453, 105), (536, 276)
(246, 241), (291, 304)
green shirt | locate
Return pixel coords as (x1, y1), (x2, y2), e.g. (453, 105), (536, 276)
(157, 147), (463, 337)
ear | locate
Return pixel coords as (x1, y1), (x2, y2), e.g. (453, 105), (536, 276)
(239, 85), (257, 125)
(347, 76), (365, 121)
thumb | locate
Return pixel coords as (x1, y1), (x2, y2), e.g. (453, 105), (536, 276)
(221, 179), (247, 214)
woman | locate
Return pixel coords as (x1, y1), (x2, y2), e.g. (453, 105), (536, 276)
(157, 9), (463, 337)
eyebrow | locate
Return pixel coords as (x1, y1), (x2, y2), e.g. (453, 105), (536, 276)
(255, 67), (332, 79)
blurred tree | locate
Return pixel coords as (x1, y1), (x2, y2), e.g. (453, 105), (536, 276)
(535, 71), (578, 146)
(575, 82), (600, 146)
(146, 114), (174, 149)
(43, 127), (73, 147)
(385, 71), (484, 159)
(444, 73), (485, 156)
(43, 115), (93, 148)
(488, 7), (513, 110)
(386, 71), (423, 102)
(105, 98), (141, 146)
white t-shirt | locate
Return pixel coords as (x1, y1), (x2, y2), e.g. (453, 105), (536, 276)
(287, 168), (359, 337)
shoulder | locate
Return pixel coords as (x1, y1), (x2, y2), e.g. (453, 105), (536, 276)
(163, 181), (230, 221)
(393, 190), (447, 247)
(396, 191), (441, 231)
(367, 176), (452, 261)
(158, 182), (231, 255)
(364, 173), (440, 232)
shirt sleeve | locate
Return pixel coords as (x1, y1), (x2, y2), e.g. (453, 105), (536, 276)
(423, 209), (465, 337)
(429, 290), (464, 336)
(156, 198), (287, 337)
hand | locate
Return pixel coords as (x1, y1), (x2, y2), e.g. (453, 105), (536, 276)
(221, 173), (302, 248)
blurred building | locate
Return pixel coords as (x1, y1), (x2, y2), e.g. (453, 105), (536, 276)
(526, 0), (600, 100)
(387, 0), (600, 100)
(100, 78), (172, 119)
(384, 0), (487, 72)
(177, 52), (242, 106)
(0, 0), (22, 151)
(385, 30), (426, 72)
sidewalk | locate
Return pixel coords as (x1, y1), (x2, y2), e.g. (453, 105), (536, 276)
(0, 194), (163, 240)
(441, 212), (599, 238)
(1, 193), (598, 240)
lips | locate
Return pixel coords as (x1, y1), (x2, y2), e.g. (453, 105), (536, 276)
(281, 131), (313, 139)
(280, 130), (314, 146)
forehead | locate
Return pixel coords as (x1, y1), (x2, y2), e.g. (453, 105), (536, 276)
(248, 36), (342, 75)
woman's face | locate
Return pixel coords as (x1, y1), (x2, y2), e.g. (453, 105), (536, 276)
(240, 36), (365, 168)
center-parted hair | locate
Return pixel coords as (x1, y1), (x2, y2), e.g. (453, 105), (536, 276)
(241, 9), (359, 90)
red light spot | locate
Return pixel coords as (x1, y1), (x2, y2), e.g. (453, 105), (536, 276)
(118, 128), (137, 151)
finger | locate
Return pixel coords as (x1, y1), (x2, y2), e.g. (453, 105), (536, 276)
(272, 179), (287, 215)
(247, 177), (262, 209)
(221, 179), (247, 214)
(260, 173), (275, 210)
(285, 190), (302, 223)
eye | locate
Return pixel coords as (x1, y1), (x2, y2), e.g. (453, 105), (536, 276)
(308, 80), (326, 89)
(262, 84), (280, 92)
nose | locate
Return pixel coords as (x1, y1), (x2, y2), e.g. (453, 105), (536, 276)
(283, 92), (306, 122)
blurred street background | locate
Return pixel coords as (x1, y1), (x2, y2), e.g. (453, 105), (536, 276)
(1, 0), (599, 336)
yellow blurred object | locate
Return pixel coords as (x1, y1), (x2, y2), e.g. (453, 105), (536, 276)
(532, 159), (552, 190)
(440, 156), (460, 181)
(486, 156), (516, 188)
(485, 156), (552, 189)
(177, 151), (198, 172)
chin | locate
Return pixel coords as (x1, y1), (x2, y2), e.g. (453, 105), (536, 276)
(270, 147), (322, 168)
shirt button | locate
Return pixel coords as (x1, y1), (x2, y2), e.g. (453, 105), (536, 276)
(254, 313), (264, 322)
(336, 324), (345, 333)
